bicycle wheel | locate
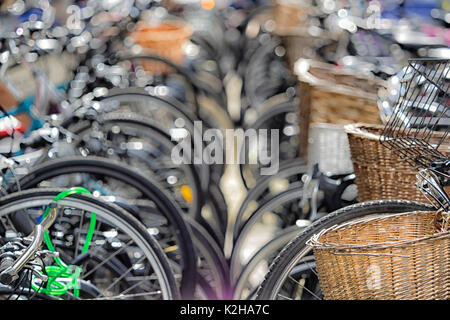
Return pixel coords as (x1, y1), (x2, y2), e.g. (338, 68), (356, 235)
(233, 225), (301, 300)
(67, 112), (202, 221)
(97, 92), (228, 239)
(113, 54), (231, 132)
(13, 156), (197, 298)
(0, 188), (179, 300)
(97, 89), (215, 190)
(68, 112), (227, 245)
(203, 182), (228, 247)
(240, 102), (299, 189)
(234, 160), (307, 241)
(230, 184), (305, 281)
(243, 37), (294, 108)
(256, 200), (435, 300)
(189, 219), (230, 300)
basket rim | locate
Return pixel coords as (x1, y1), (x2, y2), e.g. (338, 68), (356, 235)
(294, 58), (387, 101)
(310, 122), (347, 130)
(344, 123), (385, 140)
(307, 210), (446, 252)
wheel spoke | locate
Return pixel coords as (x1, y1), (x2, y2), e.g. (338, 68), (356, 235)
(276, 293), (293, 300)
(288, 275), (322, 300)
(88, 291), (162, 300)
(95, 256), (146, 298)
(80, 239), (134, 279)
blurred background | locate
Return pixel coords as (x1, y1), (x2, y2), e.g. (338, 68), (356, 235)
(0, 0), (448, 300)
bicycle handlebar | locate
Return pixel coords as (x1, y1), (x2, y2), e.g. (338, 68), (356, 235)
(0, 202), (58, 285)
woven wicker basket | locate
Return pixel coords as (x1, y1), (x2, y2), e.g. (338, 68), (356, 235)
(344, 123), (440, 203)
(309, 210), (450, 300)
(272, 0), (336, 69)
(273, 0), (310, 34)
(294, 59), (386, 160)
(130, 20), (193, 74)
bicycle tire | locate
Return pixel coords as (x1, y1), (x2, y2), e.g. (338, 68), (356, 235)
(233, 225), (301, 300)
(68, 111), (203, 220)
(0, 188), (180, 300)
(189, 219), (230, 300)
(231, 184), (303, 281)
(97, 89), (215, 190)
(234, 161), (307, 241)
(13, 156), (197, 298)
(240, 102), (298, 189)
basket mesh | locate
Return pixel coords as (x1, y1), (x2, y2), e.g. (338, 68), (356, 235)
(381, 59), (450, 169)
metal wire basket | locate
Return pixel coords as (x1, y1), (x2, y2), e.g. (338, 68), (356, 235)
(380, 58), (450, 169)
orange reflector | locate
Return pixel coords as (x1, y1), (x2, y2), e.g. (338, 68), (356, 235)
(164, 245), (179, 253)
(181, 185), (193, 204)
